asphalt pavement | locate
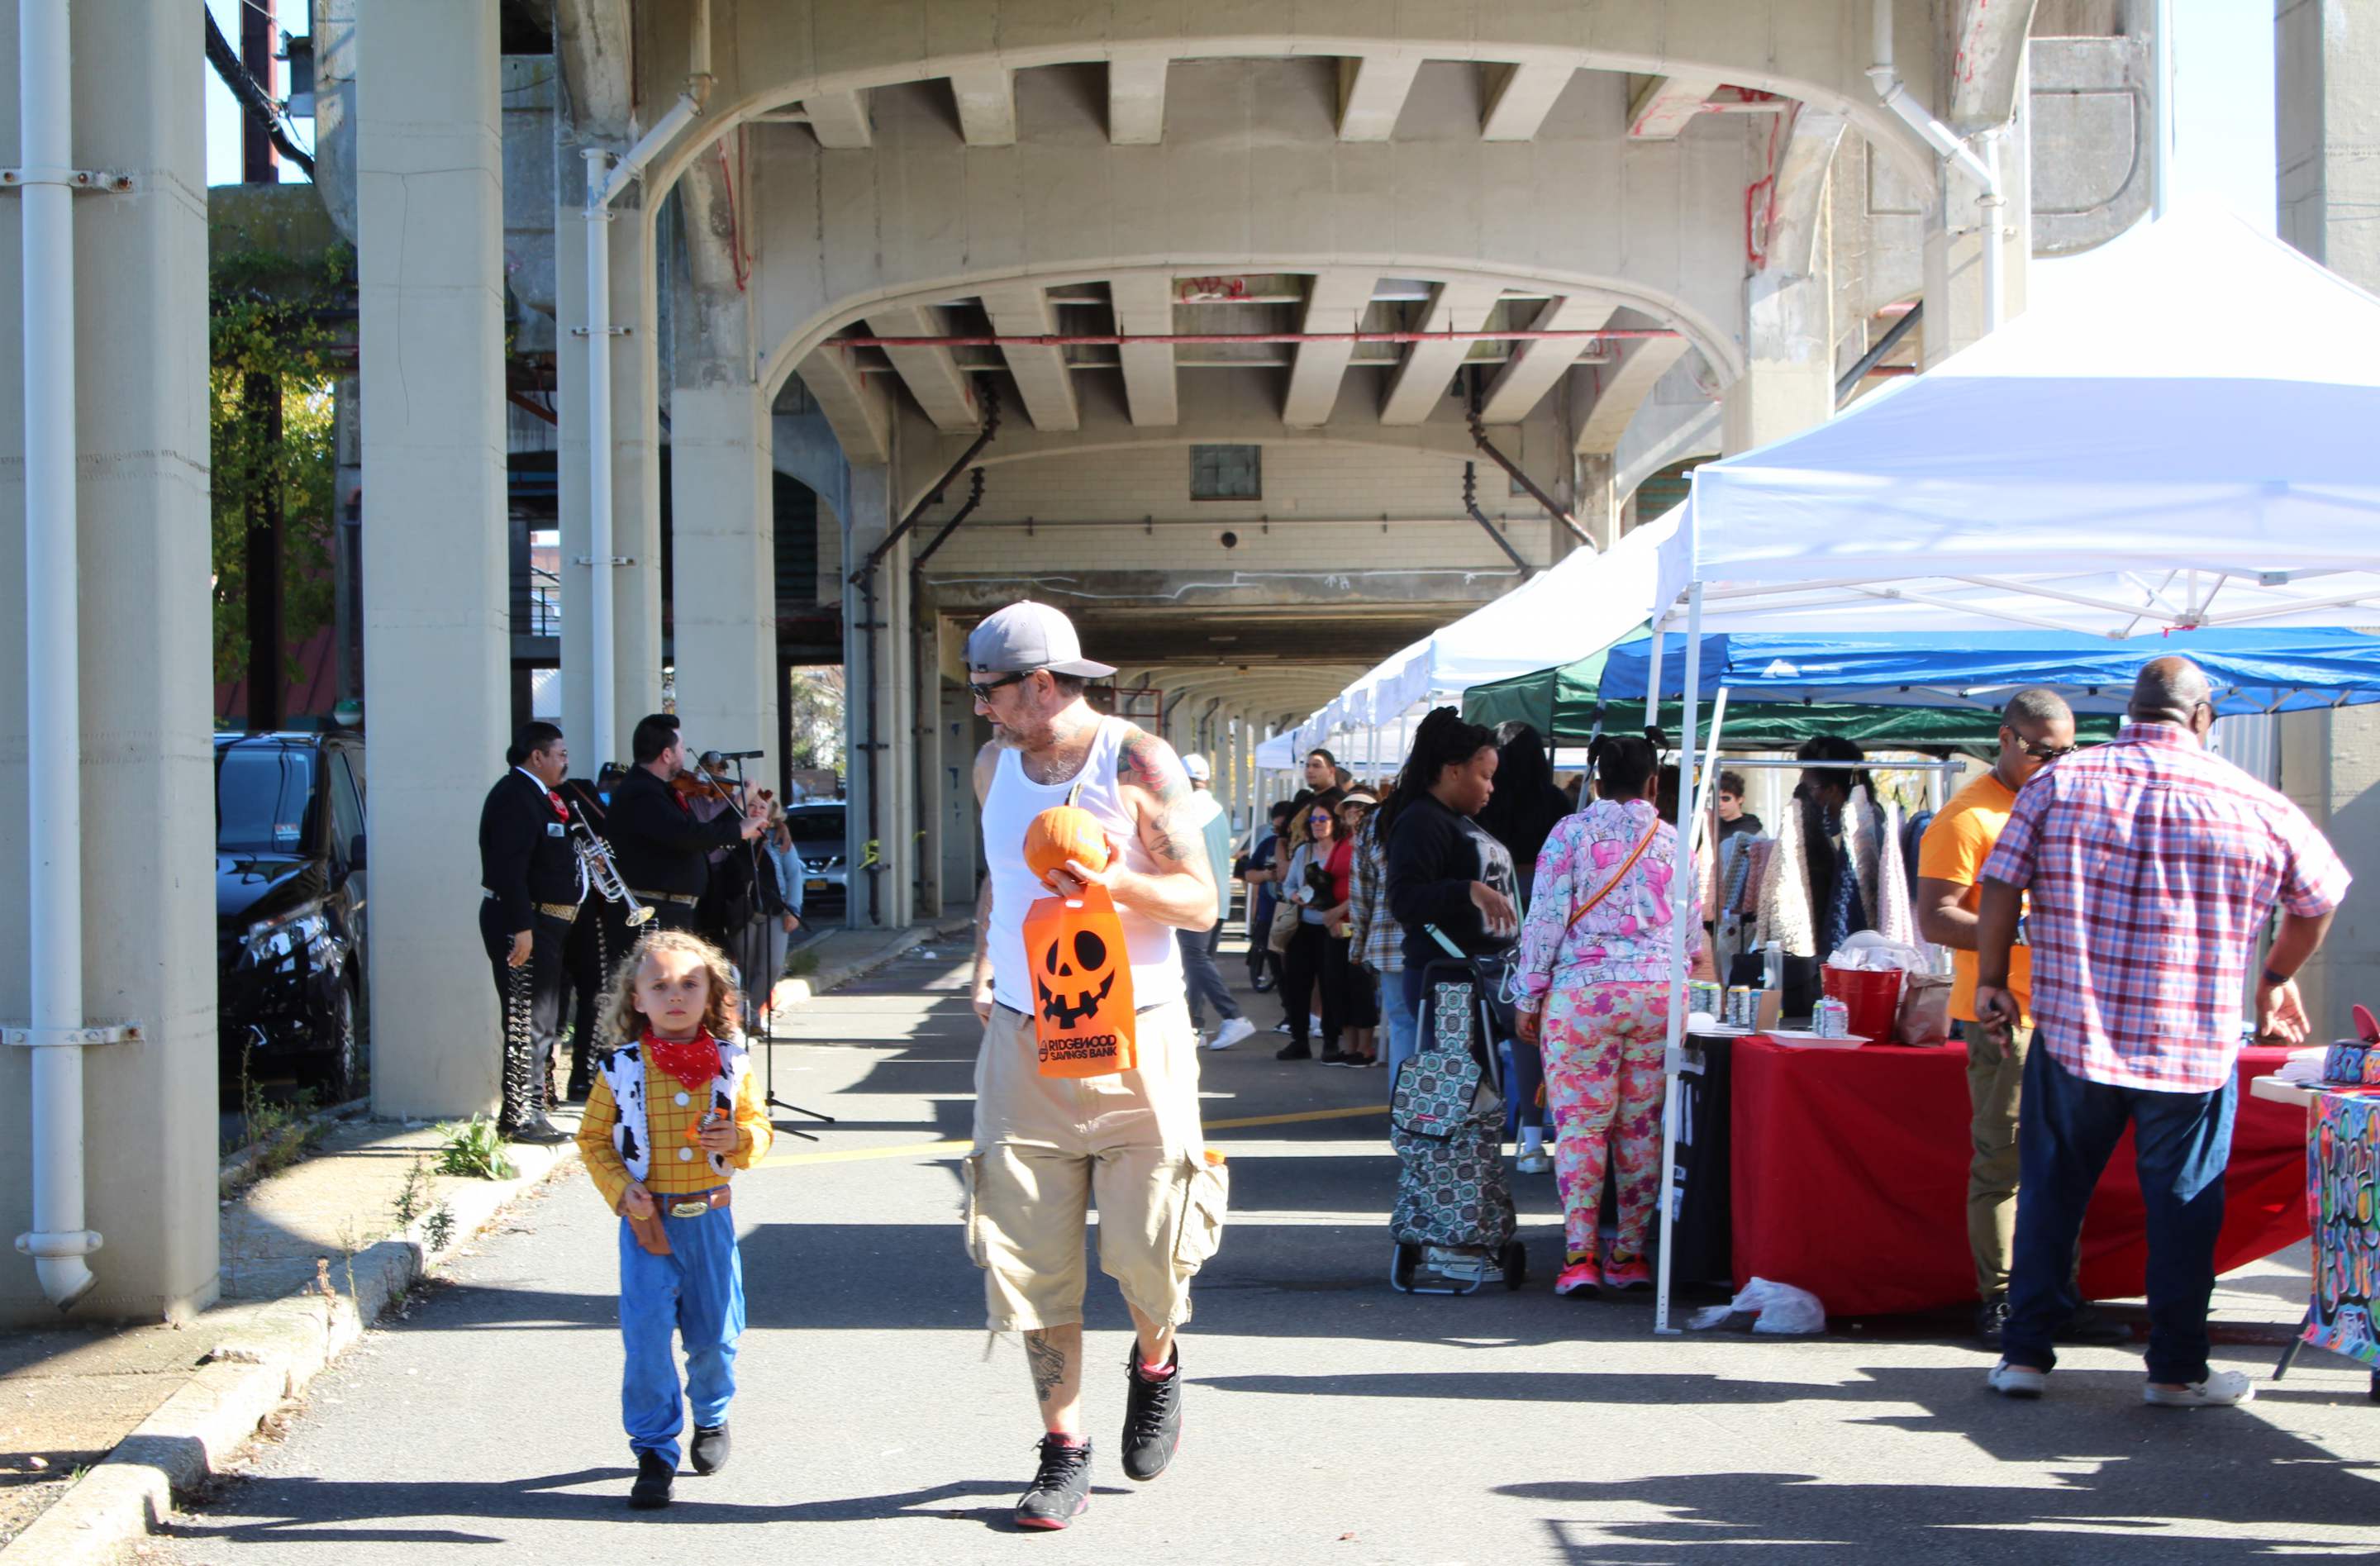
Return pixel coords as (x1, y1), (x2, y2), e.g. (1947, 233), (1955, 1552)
(146, 950), (2380, 1564)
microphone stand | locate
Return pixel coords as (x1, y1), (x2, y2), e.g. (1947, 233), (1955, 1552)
(728, 752), (838, 1140)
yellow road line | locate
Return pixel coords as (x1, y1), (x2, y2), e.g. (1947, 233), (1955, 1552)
(754, 1102), (1387, 1169)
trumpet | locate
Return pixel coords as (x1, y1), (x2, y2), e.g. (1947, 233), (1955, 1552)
(571, 819), (654, 926)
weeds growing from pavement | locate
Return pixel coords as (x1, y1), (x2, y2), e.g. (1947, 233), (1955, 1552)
(390, 1155), (429, 1229)
(424, 1203), (457, 1253)
(235, 1047), (325, 1182)
(431, 1116), (517, 1181)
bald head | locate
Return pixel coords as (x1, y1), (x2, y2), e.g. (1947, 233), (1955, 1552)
(2130, 656), (2215, 735)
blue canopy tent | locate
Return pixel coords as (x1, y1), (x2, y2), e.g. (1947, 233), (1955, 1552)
(1602, 627), (2380, 717)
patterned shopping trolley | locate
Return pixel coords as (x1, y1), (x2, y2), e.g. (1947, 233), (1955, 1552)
(1388, 953), (1524, 1294)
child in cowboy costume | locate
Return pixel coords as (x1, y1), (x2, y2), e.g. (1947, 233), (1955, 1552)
(575, 928), (774, 1509)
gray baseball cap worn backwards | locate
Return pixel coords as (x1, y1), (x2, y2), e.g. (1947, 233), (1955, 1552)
(964, 601), (1116, 679)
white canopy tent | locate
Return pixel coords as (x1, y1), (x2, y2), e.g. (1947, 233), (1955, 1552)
(1634, 199), (2380, 1333)
(1254, 509), (1683, 773)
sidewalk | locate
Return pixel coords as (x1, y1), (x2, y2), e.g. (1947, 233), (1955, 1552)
(0, 913), (969, 1564)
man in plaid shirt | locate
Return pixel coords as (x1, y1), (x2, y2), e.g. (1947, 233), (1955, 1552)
(1975, 657), (2349, 1409)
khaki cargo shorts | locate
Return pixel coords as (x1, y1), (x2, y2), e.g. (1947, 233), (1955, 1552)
(964, 998), (1228, 1333)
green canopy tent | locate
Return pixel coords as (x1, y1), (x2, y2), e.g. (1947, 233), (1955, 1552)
(1462, 633), (2116, 754)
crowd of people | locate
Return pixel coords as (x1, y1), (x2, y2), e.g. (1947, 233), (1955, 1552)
(482, 597), (2352, 1524)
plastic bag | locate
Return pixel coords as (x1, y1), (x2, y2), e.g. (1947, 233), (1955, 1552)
(1828, 932), (1930, 974)
(1684, 1275), (1825, 1335)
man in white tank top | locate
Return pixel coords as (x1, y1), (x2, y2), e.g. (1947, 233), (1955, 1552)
(960, 602), (1226, 1531)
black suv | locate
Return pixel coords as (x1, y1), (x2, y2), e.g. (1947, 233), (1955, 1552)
(216, 732), (369, 1098)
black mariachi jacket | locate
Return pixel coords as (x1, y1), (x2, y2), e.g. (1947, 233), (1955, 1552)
(478, 770), (583, 931)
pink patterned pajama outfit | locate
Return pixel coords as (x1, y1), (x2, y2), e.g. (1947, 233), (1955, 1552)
(1538, 982), (1669, 1264)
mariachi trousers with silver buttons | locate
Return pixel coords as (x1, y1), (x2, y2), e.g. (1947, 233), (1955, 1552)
(478, 901), (569, 1130)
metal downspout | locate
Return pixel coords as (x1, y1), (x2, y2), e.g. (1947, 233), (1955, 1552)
(18, 0), (99, 1309)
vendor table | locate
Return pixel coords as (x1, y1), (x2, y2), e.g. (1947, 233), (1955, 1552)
(1727, 1038), (2307, 1317)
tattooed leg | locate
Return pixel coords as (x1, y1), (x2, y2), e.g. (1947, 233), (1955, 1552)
(1023, 1324), (1086, 1435)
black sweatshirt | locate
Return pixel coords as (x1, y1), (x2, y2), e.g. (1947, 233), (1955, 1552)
(1383, 792), (1520, 970)
(606, 765), (747, 898)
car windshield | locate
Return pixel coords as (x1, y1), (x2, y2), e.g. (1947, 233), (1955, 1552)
(783, 809), (844, 845)
(217, 747), (316, 855)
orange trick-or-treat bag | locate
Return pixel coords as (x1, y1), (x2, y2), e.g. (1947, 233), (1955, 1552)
(1022, 884), (1137, 1077)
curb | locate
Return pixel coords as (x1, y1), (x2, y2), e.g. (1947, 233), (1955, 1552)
(1, 1135), (579, 1566)
(2, 916), (968, 1565)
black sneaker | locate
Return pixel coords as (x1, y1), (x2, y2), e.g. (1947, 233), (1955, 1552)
(689, 1422), (731, 1475)
(1975, 1296), (2010, 1349)
(1121, 1345), (1183, 1483)
(1317, 1047), (1352, 1066)
(1014, 1435), (1093, 1530)
(2057, 1303), (2131, 1346)
(628, 1449), (674, 1509)
(1275, 1040), (1311, 1061)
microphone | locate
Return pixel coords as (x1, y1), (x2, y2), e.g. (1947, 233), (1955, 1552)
(713, 749), (765, 759)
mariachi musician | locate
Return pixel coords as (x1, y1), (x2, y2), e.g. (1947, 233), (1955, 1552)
(605, 714), (768, 940)
(477, 721), (583, 1143)
(554, 765), (621, 1102)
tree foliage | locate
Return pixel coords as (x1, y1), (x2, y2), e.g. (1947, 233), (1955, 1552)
(785, 664), (845, 773)
(210, 246), (350, 688)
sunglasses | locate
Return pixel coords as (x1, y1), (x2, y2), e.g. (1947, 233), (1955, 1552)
(965, 669), (1034, 701)
(1307, 813), (1333, 824)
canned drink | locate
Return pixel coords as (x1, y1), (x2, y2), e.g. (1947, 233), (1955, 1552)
(1688, 980), (1722, 1017)
(1726, 986), (1755, 1027)
(1814, 997), (1851, 1038)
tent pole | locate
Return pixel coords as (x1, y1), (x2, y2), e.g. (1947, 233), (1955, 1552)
(1644, 629), (1666, 731)
(1654, 583), (1704, 1335)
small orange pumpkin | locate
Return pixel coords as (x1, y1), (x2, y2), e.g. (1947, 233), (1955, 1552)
(1023, 805), (1110, 887)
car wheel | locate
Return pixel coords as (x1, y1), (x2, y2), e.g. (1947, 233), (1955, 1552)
(318, 981), (359, 1102)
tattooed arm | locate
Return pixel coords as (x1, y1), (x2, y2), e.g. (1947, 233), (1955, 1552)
(1049, 726), (1217, 931)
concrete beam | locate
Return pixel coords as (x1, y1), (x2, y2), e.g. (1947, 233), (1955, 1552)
(358, 0), (511, 1119)
(977, 282), (1079, 432)
(1110, 274), (1178, 426)
(1335, 54), (1422, 141)
(1949, 0), (2038, 126)
(670, 386), (778, 788)
(1577, 334), (1694, 455)
(553, 0), (634, 140)
(864, 306), (979, 433)
(1282, 271), (1376, 428)
(1380, 281), (1502, 426)
(948, 63), (1017, 147)
(1108, 55), (1168, 145)
(805, 88), (873, 149)
(1478, 295), (1610, 425)
(1626, 74), (1718, 139)
(1480, 61), (1573, 141)
(793, 345), (892, 465)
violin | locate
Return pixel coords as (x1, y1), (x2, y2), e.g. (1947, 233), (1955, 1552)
(671, 759), (774, 816)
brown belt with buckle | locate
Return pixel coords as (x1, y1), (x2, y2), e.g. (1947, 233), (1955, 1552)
(624, 1186), (731, 1255)
(536, 902), (580, 923)
(629, 888), (701, 907)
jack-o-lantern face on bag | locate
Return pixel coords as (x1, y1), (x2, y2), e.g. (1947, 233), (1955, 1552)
(1039, 926), (1116, 1028)
(1020, 884), (1138, 1077)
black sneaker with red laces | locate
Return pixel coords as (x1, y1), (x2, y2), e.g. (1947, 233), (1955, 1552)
(1121, 1344), (1183, 1482)
(1013, 1435), (1093, 1530)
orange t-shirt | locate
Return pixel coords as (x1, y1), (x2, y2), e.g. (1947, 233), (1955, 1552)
(1917, 772), (2032, 1026)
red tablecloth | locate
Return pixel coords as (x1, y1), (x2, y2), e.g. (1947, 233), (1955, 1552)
(1727, 1039), (2308, 1316)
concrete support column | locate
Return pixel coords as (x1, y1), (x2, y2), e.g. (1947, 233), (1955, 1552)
(356, 0), (509, 1116)
(912, 614), (944, 918)
(840, 464), (915, 929)
(0, 0), (217, 1323)
(2278, 0), (2380, 1041)
(1721, 272), (1832, 457)
(669, 383), (777, 781)
(1577, 455), (1617, 549)
(556, 185), (664, 769)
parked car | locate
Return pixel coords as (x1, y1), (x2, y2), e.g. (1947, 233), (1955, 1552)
(780, 800), (847, 914)
(216, 732), (369, 1099)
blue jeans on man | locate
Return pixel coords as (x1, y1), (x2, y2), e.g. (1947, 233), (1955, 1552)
(1178, 921), (1242, 1031)
(2001, 1036), (2236, 1385)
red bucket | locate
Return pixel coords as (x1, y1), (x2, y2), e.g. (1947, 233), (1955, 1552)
(1821, 965), (1904, 1042)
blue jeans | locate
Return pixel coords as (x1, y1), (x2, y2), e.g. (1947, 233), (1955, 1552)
(1382, 972), (1418, 1082)
(2002, 1040), (2236, 1385)
(1502, 1036), (1546, 1137)
(1178, 921), (1240, 1030)
(618, 1200), (745, 1465)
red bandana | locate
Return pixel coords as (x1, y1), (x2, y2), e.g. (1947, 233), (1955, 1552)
(642, 1027), (721, 1096)
(547, 789), (569, 823)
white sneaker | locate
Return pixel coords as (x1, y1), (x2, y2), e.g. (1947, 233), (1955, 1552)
(1210, 1017), (1257, 1051)
(1987, 1362), (2047, 1399)
(1515, 1147), (1553, 1174)
(2144, 1370), (2255, 1408)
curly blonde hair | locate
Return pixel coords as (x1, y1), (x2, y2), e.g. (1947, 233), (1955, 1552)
(600, 927), (742, 1049)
